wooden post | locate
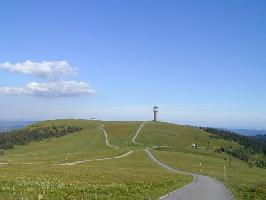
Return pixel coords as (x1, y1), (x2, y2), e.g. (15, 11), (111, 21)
(199, 162), (202, 173)
(224, 165), (227, 182)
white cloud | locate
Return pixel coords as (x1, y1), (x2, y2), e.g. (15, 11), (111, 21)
(0, 81), (95, 97)
(0, 60), (96, 98)
(0, 60), (76, 80)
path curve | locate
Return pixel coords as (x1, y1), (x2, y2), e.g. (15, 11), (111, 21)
(145, 148), (234, 200)
(99, 123), (120, 150)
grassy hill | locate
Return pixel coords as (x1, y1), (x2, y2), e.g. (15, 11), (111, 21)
(0, 120), (265, 200)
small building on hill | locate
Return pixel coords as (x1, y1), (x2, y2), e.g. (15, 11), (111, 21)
(190, 143), (198, 149)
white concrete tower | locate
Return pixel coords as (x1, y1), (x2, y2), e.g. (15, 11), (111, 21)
(153, 105), (159, 122)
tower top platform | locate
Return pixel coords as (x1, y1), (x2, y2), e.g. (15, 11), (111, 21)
(153, 106), (159, 111)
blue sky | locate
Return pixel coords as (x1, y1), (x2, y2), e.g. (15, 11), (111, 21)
(0, 0), (266, 129)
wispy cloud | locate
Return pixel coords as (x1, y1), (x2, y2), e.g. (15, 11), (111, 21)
(0, 81), (95, 97)
(0, 60), (76, 81)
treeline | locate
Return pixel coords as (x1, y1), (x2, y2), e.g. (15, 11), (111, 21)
(216, 146), (266, 168)
(201, 127), (266, 168)
(252, 134), (266, 143)
(0, 125), (82, 150)
(202, 127), (266, 155)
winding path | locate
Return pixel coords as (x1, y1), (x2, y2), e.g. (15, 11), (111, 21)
(1, 121), (235, 200)
(133, 122), (234, 200)
(57, 123), (133, 166)
(0, 124), (131, 166)
(99, 123), (121, 150)
(145, 148), (234, 200)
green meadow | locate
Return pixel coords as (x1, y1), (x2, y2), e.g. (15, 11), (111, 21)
(0, 120), (265, 199)
(0, 120), (191, 200)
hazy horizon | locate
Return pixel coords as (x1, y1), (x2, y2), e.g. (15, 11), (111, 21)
(0, 118), (265, 131)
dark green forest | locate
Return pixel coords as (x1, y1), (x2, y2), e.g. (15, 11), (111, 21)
(0, 125), (82, 151)
(201, 127), (266, 168)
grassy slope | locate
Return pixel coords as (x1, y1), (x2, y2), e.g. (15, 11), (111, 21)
(137, 122), (266, 200)
(138, 121), (239, 149)
(0, 120), (122, 163)
(1, 120), (264, 200)
(0, 120), (192, 200)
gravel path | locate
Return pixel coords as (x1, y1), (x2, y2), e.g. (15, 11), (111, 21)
(0, 151), (134, 166)
(58, 150), (133, 166)
(132, 122), (146, 145)
(99, 123), (121, 150)
(145, 148), (234, 200)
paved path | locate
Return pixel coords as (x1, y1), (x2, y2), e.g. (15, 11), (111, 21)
(145, 148), (234, 200)
(133, 123), (234, 200)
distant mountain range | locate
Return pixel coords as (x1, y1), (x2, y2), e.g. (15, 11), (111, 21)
(228, 129), (266, 136)
(251, 134), (266, 142)
(0, 121), (35, 132)
(227, 129), (266, 143)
